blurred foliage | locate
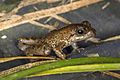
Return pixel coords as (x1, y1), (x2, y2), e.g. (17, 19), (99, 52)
(0, 0), (21, 13)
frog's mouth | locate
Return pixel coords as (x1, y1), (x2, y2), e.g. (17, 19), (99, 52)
(74, 31), (99, 43)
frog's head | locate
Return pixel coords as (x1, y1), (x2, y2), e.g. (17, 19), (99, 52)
(70, 21), (98, 42)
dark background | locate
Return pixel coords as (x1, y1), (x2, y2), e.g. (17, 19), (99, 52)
(0, 0), (120, 80)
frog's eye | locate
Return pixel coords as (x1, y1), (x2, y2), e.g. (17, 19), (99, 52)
(77, 28), (84, 34)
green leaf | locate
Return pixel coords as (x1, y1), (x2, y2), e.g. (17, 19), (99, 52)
(1, 57), (120, 80)
(29, 63), (120, 77)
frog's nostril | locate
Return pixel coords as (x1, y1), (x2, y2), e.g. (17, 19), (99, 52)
(88, 31), (95, 36)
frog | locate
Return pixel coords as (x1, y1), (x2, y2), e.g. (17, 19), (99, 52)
(18, 21), (99, 59)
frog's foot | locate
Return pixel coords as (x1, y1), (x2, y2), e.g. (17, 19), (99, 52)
(54, 48), (66, 60)
(18, 42), (30, 51)
(18, 38), (39, 45)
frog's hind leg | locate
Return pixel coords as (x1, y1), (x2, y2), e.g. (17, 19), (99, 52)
(18, 38), (39, 45)
(18, 38), (37, 51)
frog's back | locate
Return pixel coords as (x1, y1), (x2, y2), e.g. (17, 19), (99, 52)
(43, 24), (78, 46)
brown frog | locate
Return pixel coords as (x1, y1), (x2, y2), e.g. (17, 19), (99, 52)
(18, 21), (98, 59)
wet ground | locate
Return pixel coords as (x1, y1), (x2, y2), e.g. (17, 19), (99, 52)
(0, 0), (120, 80)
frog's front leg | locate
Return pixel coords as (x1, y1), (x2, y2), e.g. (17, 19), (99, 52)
(53, 42), (66, 59)
(71, 42), (81, 53)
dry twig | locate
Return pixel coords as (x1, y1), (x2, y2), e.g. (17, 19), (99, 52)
(51, 14), (71, 24)
(0, 0), (102, 31)
(10, 0), (61, 13)
(101, 35), (120, 42)
(0, 0), (61, 18)
(0, 60), (56, 77)
(102, 2), (110, 10)
(0, 56), (55, 63)
(103, 71), (120, 79)
(29, 21), (56, 30)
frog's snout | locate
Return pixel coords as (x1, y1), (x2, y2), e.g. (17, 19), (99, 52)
(86, 31), (96, 38)
(85, 31), (100, 43)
